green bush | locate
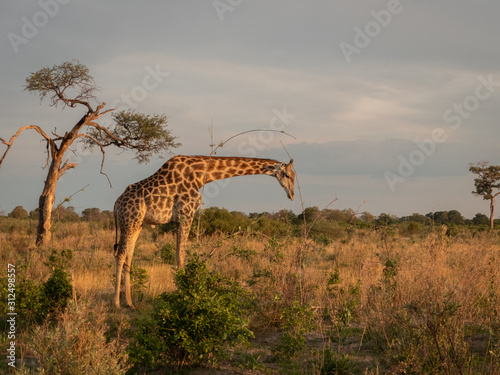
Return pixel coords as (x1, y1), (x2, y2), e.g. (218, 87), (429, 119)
(159, 242), (176, 264)
(130, 263), (148, 293)
(0, 249), (73, 328)
(41, 249), (74, 317)
(308, 219), (346, 242)
(194, 207), (252, 235)
(0, 269), (44, 329)
(398, 221), (423, 237)
(272, 301), (316, 361)
(128, 257), (253, 371)
(325, 268), (361, 327)
(319, 349), (356, 375)
(42, 268), (72, 315)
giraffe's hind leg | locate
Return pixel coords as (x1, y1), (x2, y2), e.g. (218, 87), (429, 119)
(114, 253), (125, 308)
(114, 226), (142, 308)
(123, 234), (140, 308)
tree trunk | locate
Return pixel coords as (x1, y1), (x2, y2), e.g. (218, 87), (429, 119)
(490, 197), (495, 230)
(34, 115), (85, 246)
(36, 159), (61, 246)
(36, 190), (55, 246)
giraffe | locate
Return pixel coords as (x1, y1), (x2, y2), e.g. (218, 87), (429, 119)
(113, 155), (295, 308)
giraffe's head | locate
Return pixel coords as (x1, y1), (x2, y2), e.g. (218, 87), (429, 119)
(273, 159), (295, 201)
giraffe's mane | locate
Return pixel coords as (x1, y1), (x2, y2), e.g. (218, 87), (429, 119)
(180, 155), (280, 164)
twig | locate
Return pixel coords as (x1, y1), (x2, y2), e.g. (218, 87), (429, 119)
(209, 120), (215, 155)
(212, 129), (296, 155)
(196, 127), (297, 244)
(348, 200), (368, 227)
(56, 184), (90, 207)
(75, 133), (113, 188)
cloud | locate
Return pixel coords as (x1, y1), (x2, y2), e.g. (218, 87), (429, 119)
(1, 0), (500, 219)
(268, 138), (489, 180)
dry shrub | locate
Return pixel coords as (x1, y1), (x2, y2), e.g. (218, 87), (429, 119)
(364, 227), (500, 373)
(23, 300), (131, 375)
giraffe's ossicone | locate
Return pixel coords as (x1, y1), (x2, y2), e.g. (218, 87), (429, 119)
(113, 155), (295, 308)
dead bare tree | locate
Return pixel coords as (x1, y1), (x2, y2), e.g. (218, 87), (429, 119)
(0, 61), (180, 246)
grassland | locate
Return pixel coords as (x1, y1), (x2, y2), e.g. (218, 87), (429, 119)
(1, 214), (499, 374)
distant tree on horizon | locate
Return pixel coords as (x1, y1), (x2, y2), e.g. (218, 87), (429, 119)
(401, 213), (429, 224)
(472, 213), (489, 226)
(82, 207), (102, 221)
(297, 206), (321, 223)
(360, 211), (375, 223)
(8, 206), (28, 219)
(426, 211), (448, 225)
(53, 205), (79, 222)
(469, 161), (500, 229)
(376, 212), (397, 226)
(447, 210), (464, 225)
(0, 61), (180, 246)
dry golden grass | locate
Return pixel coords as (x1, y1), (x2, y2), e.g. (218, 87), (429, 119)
(142, 263), (176, 296)
(1, 218), (499, 373)
(2, 220), (499, 321)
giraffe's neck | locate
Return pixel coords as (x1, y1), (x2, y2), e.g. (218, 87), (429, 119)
(162, 155), (280, 189)
(201, 156), (279, 185)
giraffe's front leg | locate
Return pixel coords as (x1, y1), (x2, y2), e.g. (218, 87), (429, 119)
(174, 195), (200, 268)
(176, 217), (192, 268)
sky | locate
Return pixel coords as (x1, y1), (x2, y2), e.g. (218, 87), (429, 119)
(1, 0), (499, 219)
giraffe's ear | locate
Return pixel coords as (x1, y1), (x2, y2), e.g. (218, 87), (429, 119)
(288, 159), (294, 165)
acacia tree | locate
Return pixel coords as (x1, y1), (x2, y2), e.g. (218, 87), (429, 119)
(469, 161), (500, 229)
(0, 61), (180, 246)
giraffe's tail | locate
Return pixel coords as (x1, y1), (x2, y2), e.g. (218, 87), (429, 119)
(113, 208), (119, 257)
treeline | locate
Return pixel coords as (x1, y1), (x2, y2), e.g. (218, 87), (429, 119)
(169, 207), (498, 240)
(3, 206), (113, 222)
(2, 205), (497, 239)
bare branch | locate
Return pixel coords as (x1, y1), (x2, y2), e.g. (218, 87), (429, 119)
(92, 102), (115, 118)
(51, 128), (63, 139)
(85, 121), (127, 146)
(42, 140), (50, 169)
(212, 129), (296, 155)
(280, 140), (293, 161)
(75, 133), (113, 187)
(56, 96), (94, 112)
(0, 125), (54, 168)
(56, 184), (90, 207)
(59, 159), (78, 177)
(348, 200), (368, 227)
